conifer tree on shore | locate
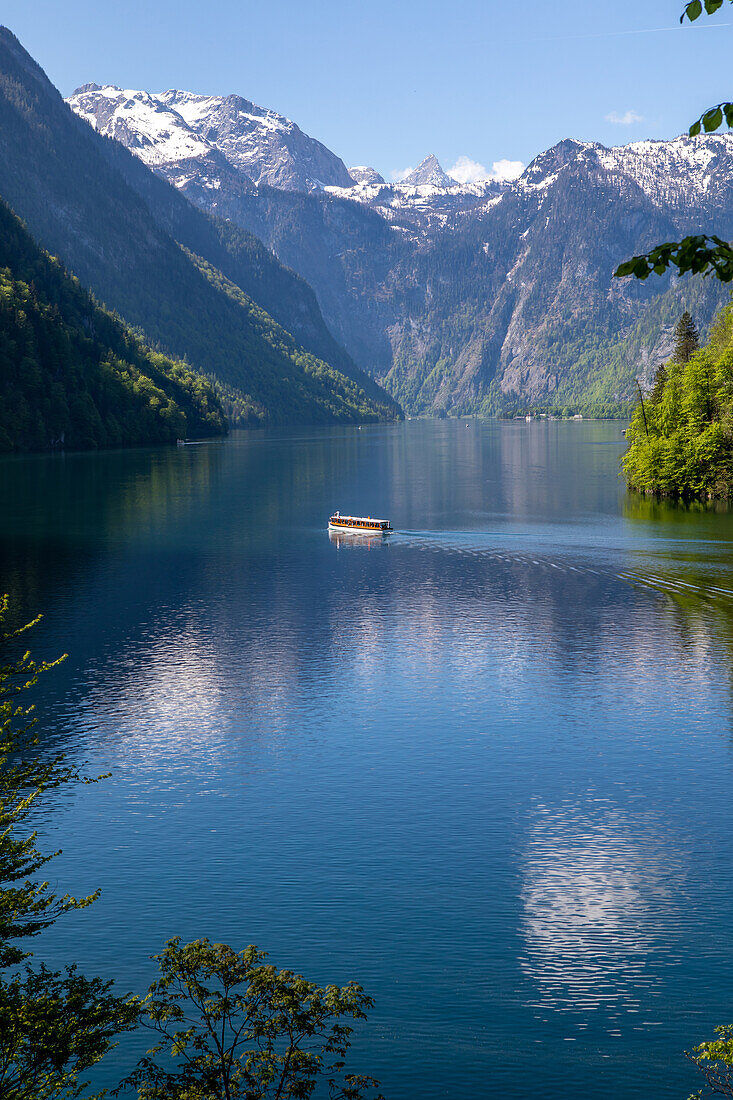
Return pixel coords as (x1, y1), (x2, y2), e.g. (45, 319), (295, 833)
(650, 311), (701, 406)
(672, 311), (700, 364)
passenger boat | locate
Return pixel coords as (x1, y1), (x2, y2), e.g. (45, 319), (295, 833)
(328, 511), (392, 534)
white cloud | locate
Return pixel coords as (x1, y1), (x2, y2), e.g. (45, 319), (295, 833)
(489, 158), (525, 182)
(448, 155), (491, 184)
(605, 109), (643, 125)
(392, 157), (525, 185)
(448, 155), (525, 184)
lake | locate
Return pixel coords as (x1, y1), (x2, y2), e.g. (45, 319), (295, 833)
(2, 418), (733, 1099)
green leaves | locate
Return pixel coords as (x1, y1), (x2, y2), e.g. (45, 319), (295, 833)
(120, 937), (383, 1100)
(686, 1023), (733, 1098)
(0, 965), (137, 1100)
(615, 236), (733, 283)
(0, 598), (136, 1099)
(681, 0), (727, 22)
(689, 102), (733, 135)
(619, 1), (733, 291)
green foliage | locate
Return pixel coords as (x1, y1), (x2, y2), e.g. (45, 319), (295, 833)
(689, 103), (733, 136)
(649, 363), (668, 405)
(120, 937), (382, 1100)
(686, 1023), (733, 1098)
(186, 251), (398, 426)
(0, 199), (226, 452)
(0, 596), (137, 1097)
(0, 964), (137, 1100)
(0, 595), (93, 965)
(615, 236), (733, 284)
(616, 0), (733, 285)
(681, 0), (730, 23)
(623, 304), (733, 496)
(1, 601), (382, 1098)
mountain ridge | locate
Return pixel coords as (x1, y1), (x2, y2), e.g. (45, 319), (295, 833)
(64, 66), (733, 416)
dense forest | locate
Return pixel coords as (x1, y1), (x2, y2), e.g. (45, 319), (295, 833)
(0, 199), (226, 452)
(624, 304), (733, 497)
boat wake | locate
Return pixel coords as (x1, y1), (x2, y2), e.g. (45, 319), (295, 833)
(381, 529), (733, 607)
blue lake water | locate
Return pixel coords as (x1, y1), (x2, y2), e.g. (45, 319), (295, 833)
(2, 418), (733, 1099)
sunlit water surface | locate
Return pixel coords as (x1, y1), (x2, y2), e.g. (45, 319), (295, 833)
(2, 419), (733, 1099)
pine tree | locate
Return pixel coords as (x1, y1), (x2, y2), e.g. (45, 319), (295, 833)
(0, 597), (137, 1097)
(649, 364), (668, 405)
(672, 311), (700, 364)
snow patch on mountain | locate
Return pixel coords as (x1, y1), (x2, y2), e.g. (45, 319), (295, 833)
(70, 84), (211, 166)
(349, 165), (385, 186)
(67, 84), (353, 192)
(401, 154), (455, 187)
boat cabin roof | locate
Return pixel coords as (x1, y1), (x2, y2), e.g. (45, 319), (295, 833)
(330, 513), (390, 527)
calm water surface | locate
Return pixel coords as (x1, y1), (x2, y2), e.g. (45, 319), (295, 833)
(2, 419), (733, 1099)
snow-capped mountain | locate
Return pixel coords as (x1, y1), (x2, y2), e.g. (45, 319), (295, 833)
(401, 154), (455, 187)
(212, 128), (733, 415)
(348, 166), (385, 186)
(65, 78), (733, 415)
(67, 87), (505, 227)
(516, 134), (733, 222)
(325, 168), (503, 233)
(67, 84), (354, 192)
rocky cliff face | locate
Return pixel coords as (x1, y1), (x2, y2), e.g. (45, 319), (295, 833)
(401, 154), (456, 187)
(67, 81), (733, 415)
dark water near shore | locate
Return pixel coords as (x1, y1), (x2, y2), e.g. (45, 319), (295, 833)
(2, 418), (733, 1099)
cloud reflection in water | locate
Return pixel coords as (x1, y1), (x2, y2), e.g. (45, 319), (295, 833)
(519, 799), (683, 1017)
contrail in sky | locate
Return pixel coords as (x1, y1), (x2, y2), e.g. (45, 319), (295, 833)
(547, 22), (733, 40)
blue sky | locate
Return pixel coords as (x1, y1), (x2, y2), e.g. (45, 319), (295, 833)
(5, 0), (732, 180)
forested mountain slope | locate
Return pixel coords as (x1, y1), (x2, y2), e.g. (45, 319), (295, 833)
(0, 28), (399, 426)
(0, 199), (225, 452)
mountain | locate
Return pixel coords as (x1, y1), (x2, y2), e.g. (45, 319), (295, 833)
(0, 197), (225, 452)
(376, 136), (732, 414)
(66, 70), (733, 416)
(0, 29), (399, 426)
(68, 84), (355, 192)
(348, 166), (385, 186)
(401, 155), (455, 188)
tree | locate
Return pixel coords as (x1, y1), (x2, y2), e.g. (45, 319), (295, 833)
(0, 595), (90, 966)
(615, 0), (733, 284)
(649, 363), (668, 405)
(687, 1024), (733, 1097)
(649, 311), (701, 406)
(0, 596), (137, 1098)
(119, 937), (383, 1100)
(622, 300), (733, 494)
(673, 311), (701, 364)
(0, 964), (136, 1100)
